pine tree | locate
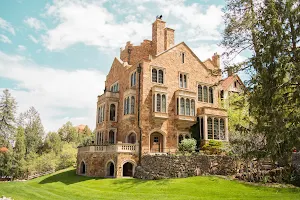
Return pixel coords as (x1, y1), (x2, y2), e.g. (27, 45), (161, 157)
(13, 126), (26, 178)
(0, 89), (17, 142)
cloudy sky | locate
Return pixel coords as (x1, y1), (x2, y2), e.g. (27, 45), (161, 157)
(0, 0), (248, 132)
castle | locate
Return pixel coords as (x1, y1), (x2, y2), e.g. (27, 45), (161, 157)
(76, 18), (243, 178)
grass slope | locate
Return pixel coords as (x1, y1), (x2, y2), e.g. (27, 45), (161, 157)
(0, 168), (299, 200)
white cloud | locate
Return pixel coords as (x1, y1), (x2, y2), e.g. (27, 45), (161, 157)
(28, 35), (39, 44)
(0, 51), (105, 132)
(17, 45), (26, 51)
(24, 17), (47, 30)
(0, 17), (15, 35)
(42, 0), (152, 51)
(0, 34), (12, 44)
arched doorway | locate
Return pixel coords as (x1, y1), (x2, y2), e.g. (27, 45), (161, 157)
(106, 161), (115, 177)
(123, 162), (134, 177)
(80, 161), (86, 174)
(127, 132), (136, 144)
(150, 132), (164, 152)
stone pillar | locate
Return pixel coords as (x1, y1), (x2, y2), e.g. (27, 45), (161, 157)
(225, 117), (229, 141)
(204, 115), (208, 140)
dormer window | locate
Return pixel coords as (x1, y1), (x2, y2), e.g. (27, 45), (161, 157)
(152, 67), (164, 84)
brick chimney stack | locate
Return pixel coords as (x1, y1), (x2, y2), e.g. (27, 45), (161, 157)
(164, 27), (174, 50)
(152, 19), (166, 55)
(212, 52), (220, 68)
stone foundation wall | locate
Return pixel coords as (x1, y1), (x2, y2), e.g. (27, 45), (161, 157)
(76, 152), (138, 177)
(134, 154), (237, 179)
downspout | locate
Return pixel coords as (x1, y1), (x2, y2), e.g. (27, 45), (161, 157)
(137, 63), (142, 166)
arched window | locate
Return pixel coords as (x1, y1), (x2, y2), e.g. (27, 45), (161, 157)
(207, 117), (213, 139)
(156, 94), (161, 112)
(178, 134), (184, 145)
(183, 75), (187, 88)
(152, 69), (157, 82)
(158, 70), (164, 84)
(214, 118), (219, 139)
(134, 72), (136, 85)
(179, 74), (183, 87)
(109, 130), (115, 144)
(209, 87), (214, 103)
(110, 104), (116, 121)
(127, 133), (136, 144)
(131, 96), (135, 114)
(180, 98), (185, 115)
(162, 94), (166, 113)
(191, 100), (195, 116)
(203, 86), (208, 102)
(97, 132), (104, 145)
(198, 85), (202, 101)
(186, 99), (190, 116)
(220, 119), (225, 140)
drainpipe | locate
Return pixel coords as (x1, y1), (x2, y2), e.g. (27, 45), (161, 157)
(137, 63), (142, 166)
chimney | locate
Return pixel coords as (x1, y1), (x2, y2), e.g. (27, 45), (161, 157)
(152, 19), (166, 55)
(164, 27), (174, 50)
(227, 68), (233, 77)
(212, 53), (220, 68)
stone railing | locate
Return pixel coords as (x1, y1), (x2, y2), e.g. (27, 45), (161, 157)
(78, 143), (137, 154)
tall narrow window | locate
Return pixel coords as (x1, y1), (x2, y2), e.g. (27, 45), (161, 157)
(198, 85), (202, 101)
(134, 72), (136, 85)
(191, 100), (195, 116)
(110, 104), (116, 121)
(162, 94), (166, 113)
(180, 98), (185, 115)
(182, 52), (185, 63)
(124, 99), (127, 115)
(203, 86), (208, 102)
(98, 107), (101, 123)
(214, 118), (219, 140)
(179, 74), (183, 87)
(220, 119), (225, 140)
(156, 94), (161, 112)
(220, 90), (224, 100)
(102, 105), (105, 122)
(126, 97), (130, 114)
(131, 96), (135, 114)
(209, 87), (214, 103)
(176, 98), (179, 115)
(178, 134), (184, 145)
(152, 69), (157, 82)
(207, 117), (213, 139)
(183, 75), (187, 88)
(186, 99), (190, 116)
(109, 130), (115, 144)
(153, 94), (155, 112)
(158, 70), (164, 84)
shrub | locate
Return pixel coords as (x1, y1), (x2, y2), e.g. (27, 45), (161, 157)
(57, 143), (77, 170)
(178, 138), (197, 153)
(202, 140), (224, 155)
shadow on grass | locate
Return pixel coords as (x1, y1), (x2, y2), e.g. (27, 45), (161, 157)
(39, 169), (103, 185)
(111, 177), (170, 191)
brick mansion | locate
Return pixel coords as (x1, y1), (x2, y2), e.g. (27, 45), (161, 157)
(77, 18), (244, 178)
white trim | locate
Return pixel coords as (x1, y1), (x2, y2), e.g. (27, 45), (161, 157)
(150, 66), (166, 85)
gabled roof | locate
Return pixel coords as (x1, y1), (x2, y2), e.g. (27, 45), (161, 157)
(155, 42), (218, 74)
(221, 74), (245, 90)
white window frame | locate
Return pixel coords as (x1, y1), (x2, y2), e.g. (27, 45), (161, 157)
(151, 66), (165, 85)
(110, 81), (119, 92)
(179, 72), (188, 89)
(152, 92), (167, 113)
(130, 71), (137, 87)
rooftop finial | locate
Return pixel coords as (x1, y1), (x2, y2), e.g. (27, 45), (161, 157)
(156, 15), (163, 19)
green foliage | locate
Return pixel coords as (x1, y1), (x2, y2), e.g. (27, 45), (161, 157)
(57, 143), (77, 170)
(13, 126), (26, 178)
(202, 140), (224, 155)
(178, 138), (197, 153)
(43, 132), (62, 155)
(0, 89), (17, 141)
(222, 0), (300, 165)
(58, 121), (78, 143)
(0, 145), (13, 177)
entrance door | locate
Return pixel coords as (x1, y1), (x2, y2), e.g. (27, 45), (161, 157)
(150, 132), (163, 152)
(123, 162), (133, 177)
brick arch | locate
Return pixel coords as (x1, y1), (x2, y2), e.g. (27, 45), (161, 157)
(105, 159), (115, 177)
(125, 130), (137, 144)
(121, 160), (136, 177)
(79, 160), (87, 175)
(148, 129), (166, 153)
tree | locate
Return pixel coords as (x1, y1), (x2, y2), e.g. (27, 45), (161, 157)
(19, 107), (44, 155)
(0, 89), (17, 141)
(43, 132), (62, 155)
(58, 121), (78, 143)
(82, 126), (91, 136)
(57, 143), (77, 170)
(222, 0), (300, 164)
(13, 126), (26, 178)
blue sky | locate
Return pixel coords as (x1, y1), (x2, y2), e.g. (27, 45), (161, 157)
(0, 0), (248, 132)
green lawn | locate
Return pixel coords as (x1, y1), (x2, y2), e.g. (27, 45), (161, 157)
(0, 168), (299, 200)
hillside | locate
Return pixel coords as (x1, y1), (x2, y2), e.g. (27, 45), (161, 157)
(0, 168), (299, 200)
